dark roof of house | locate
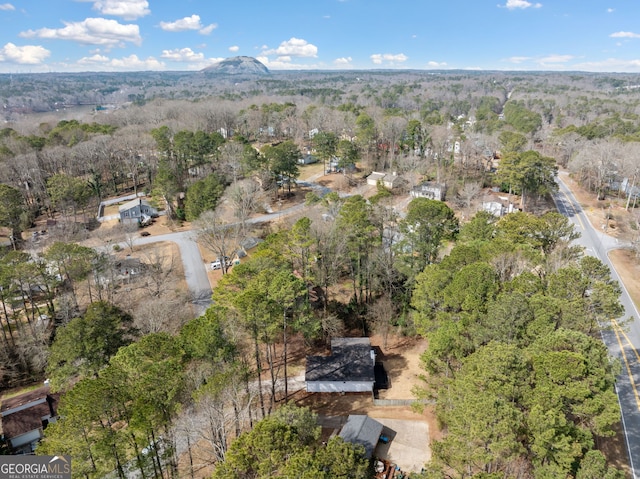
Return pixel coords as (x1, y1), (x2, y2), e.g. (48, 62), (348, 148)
(239, 236), (264, 251)
(339, 415), (384, 458)
(305, 338), (375, 383)
(1, 387), (58, 440)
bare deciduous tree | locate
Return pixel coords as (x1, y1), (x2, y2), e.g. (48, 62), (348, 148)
(195, 210), (240, 274)
(320, 313), (344, 346)
(368, 294), (397, 350)
(116, 222), (140, 253)
(457, 182), (482, 219)
(134, 293), (191, 334)
(228, 180), (264, 236)
(142, 247), (176, 297)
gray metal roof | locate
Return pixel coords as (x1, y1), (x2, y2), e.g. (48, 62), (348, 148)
(339, 415), (384, 458)
(118, 198), (151, 212)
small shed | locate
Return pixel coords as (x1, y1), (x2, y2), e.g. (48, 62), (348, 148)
(119, 198), (158, 224)
(305, 338), (375, 393)
(339, 415), (385, 459)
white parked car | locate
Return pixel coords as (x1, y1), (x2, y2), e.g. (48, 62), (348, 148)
(210, 256), (230, 271)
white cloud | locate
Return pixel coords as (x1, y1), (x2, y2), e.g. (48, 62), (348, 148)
(263, 37), (318, 57)
(503, 54), (573, 68)
(573, 58), (640, 72)
(78, 53), (109, 63)
(229, 45), (239, 52)
(334, 56), (352, 66)
(159, 14), (216, 35)
(0, 42), (50, 64)
(256, 55), (319, 70)
(610, 31), (640, 39)
(77, 0), (150, 20)
(198, 24), (216, 35)
(607, 8), (614, 13)
(78, 53), (164, 70)
(160, 47), (204, 62)
(20, 18), (141, 47)
(0, 3), (15, 10)
(196, 57), (225, 69)
(505, 56), (531, 64)
(370, 53), (408, 65)
(500, 0), (542, 9)
(426, 61), (447, 68)
(538, 54), (573, 63)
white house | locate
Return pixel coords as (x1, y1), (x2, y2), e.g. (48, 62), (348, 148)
(305, 338), (375, 393)
(366, 171), (404, 189)
(410, 181), (446, 201)
(366, 172), (386, 186)
(481, 200), (516, 217)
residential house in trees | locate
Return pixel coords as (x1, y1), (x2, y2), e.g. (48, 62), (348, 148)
(481, 201), (508, 217)
(366, 171), (405, 190)
(328, 156), (343, 173)
(410, 181), (447, 201)
(366, 172), (386, 186)
(297, 154), (318, 165)
(0, 385), (59, 454)
(119, 198), (158, 224)
(381, 173), (405, 190)
(305, 338), (376, 393)
(480, 190), (517, 217)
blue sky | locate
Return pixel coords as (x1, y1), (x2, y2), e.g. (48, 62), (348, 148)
(0, 0), (639, 73)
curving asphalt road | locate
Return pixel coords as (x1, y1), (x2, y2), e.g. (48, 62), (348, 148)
(122, 183), (330, 317)
(132, 230), (213, 316)
(553, 174), (639, 478)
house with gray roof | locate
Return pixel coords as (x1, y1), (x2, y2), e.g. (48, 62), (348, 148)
(410, 181), (447, 201)
(339, 415), (385, 458)
(119, 198), (158, 224)
(305, 338), (375, 393)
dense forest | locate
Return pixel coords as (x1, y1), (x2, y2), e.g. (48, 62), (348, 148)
(0, 69), (639, 478)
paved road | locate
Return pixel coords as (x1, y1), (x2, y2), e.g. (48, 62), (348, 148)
(554, 174), (640, 478)
(123, 181), (334, 316)
(135, 230), (214, 316)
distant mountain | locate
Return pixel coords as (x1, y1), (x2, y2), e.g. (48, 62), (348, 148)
(200, 56), (270, 76)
